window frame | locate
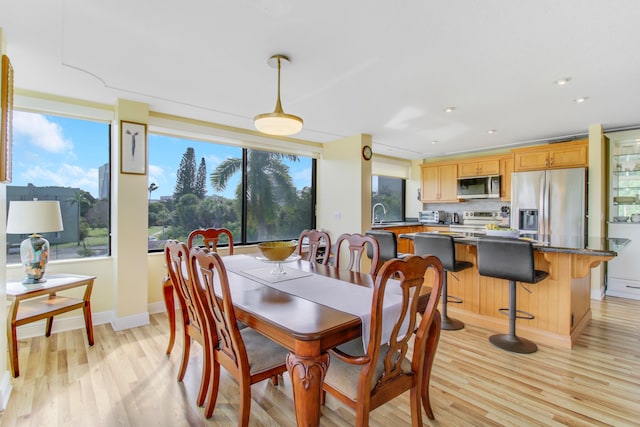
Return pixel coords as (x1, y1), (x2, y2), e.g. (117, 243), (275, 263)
(147, 133), (318, 251)
(6, 105), (113, 261)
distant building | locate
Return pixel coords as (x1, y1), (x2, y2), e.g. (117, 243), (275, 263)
(6, 184), (80, 246)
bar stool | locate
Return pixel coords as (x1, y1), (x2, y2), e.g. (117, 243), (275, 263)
(476, 237), (549, 354)
(365, 230), (408, 275)
(414, 233), (472, 330)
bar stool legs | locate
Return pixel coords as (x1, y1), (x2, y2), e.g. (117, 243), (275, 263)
(441, 273), (464, 330)
(488, 279), (537, 354)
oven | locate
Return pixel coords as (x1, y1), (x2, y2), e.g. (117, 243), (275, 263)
(449, 210), (502, 233)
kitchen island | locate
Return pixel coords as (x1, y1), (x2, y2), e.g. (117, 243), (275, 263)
(399, 232), (629, 349)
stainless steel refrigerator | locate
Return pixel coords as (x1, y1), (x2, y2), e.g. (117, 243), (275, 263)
(511, 167), (586, 248)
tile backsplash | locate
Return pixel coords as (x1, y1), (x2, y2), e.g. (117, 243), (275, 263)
(420, 199), (510, 224)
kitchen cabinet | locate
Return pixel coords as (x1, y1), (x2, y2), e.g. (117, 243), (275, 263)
(457, 157), (500, 177)
(421, 162), (458, 203)
(610, 142), (640, 219)
(607, 135), (640, 300)
(512, 139), (588, 172)
(499, 155), (513, 201)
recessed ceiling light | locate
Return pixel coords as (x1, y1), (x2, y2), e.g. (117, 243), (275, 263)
(487, 129), (497, 134)
(574, 97), (589, 103)
(444, 107), (456, 113)
(554, 77), (572, 86)
(431, 140), (438, 144)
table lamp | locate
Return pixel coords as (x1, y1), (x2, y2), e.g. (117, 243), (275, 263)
(6, 200), (64, 284)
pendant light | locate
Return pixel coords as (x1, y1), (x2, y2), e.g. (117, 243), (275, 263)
(254, 54), (303, 136)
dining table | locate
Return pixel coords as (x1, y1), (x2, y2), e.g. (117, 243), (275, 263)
(163, 253), (440, 426)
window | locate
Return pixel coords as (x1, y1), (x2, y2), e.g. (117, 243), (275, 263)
(6, 111), (111, 262)
(148, 134), (315, 250)
(372, 175), (405, 222)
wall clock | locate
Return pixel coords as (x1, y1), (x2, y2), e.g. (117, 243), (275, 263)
(362, 145), (372, 161)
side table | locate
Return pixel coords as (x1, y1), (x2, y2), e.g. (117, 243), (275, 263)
(6, 274), (96, 377)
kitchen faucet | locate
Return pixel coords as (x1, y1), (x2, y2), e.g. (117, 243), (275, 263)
(372, 203), (386, 224)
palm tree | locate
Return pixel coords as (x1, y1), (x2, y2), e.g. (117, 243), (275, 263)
(211, 150), (298, 241)
(148, 182), (159, 200)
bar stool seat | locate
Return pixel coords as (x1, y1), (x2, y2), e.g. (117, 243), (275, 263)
(414, 233), (472, 330)
(477, 237), (549, 354)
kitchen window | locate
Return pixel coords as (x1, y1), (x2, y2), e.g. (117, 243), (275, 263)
(372, 175), (406, 223)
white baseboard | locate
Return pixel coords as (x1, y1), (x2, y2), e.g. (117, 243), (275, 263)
(0, 371), (12, 411)
(110, 311), (150, 331)
(16, 310), (113, 340)
(591, 288), (606, 300)
(148, 300), (169, 314)
(15, 300), (167, 339)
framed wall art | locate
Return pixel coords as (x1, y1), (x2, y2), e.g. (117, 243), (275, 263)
(1, 54), (14, 183)
(120, 120), (147, 175)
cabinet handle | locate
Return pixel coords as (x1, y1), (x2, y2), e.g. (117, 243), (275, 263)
(549, 155), (554, 166)
(627, 285), (640, 289)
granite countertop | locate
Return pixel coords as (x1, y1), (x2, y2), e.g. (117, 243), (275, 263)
(370, 222), (448, 229)
(398, 231), (629, 257)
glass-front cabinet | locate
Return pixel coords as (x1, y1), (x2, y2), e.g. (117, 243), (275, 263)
(607, 130), (640, 300)
(610, 134), (640, 221)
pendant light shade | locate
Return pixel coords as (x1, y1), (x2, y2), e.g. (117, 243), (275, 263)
(254, 54), (303, 136)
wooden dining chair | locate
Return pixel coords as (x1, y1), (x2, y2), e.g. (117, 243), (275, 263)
(322, 254), (444, 426)
(334, 232), (380, 276)
(164, 240), (210, 407)
(296, 229), (331, 265)
(188, 227), (234, 254)
(189, 247), (289, 423)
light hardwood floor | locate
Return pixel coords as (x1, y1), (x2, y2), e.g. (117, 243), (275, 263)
(1, 296), (639, 427)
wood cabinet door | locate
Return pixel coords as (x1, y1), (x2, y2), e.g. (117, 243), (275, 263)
(513, 149), (550, 171)
(420, 165), (439, 201)
(458, 161), (481, 177)
(548, 142), (587, 169)
(477, 158), (500, 175)
(500, 156), (513, 201)
(459, 158), (500, 177)
(438, 163), (459, 202)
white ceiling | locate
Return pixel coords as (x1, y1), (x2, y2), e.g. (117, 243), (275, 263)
(3, 0), (640, 160)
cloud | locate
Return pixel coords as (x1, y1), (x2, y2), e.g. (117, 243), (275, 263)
(148, 164), (167, 189)
(292, 167), (312, 188)
(18, 163), (98, 194)
(205, 153), (228, 169)
(148, 164), (164, 179)
(12, 111), (74, 153)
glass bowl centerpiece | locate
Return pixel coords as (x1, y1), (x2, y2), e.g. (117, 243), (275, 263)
(257, 241), (298, 275)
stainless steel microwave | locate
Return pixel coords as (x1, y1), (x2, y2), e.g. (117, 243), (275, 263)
(456, 175), (500, 199)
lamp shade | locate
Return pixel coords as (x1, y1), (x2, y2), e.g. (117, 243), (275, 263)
(254, 112), (304, 136)
(6, 200), (64, 234)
